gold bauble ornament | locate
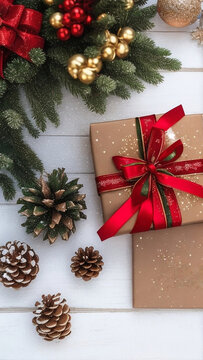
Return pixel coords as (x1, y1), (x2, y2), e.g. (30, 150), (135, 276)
(124, 0), (134, 10)
(43, 0), (54, 5)
(101, 44), (116, 61)
(87, 57), (103, 73)
(117, 27), (135, 43)
(116, 40), (129, 58)
(49, 12), (63, 29)
(105, 30), (119, 46)
(68, 54), (87, 79)
(78, 67), (96, 84)
(97, 13), (107, 21)
(157, 0), (201, 28)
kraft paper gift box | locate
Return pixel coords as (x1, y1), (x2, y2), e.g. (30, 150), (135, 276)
(132, 223), (203, 308)
(90, 110), (203, 238)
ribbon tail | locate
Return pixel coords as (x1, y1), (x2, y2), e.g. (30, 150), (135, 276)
(130, 198), (153, 234)
(98, 174), (149, 240)
(154, 105), (185, 131)
(157, 173), (203, 198)
(97, 198), (140, 241)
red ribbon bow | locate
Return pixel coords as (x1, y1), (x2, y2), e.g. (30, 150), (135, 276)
(0, 0), (44, 78)
(97, 105), (203, 241)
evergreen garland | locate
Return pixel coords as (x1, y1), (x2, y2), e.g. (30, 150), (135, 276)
(0, 0), (181, 200)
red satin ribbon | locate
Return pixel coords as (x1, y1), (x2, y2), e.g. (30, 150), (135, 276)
(97, 105), (203, 241)
(0, 0), (44, 78)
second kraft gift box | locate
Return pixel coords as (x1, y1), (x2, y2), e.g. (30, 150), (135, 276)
(90, 106), (203, 240)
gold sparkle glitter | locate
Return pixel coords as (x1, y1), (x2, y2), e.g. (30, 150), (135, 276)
(158, 0), (201, 28)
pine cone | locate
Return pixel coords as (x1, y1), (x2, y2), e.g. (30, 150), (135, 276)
(0, 241), (39, 289)
(71, 246), (104, 281)
(33, 293), (71, 341)
(17, 168), (87, 244)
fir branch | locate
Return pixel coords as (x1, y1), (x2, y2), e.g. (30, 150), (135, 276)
(4, 58), (38, 84)
(24, 66), (61, 131)
(95, 75), (117, 94)
(113, 82), (131, 99)
(0, 0), (182, 200)
(0, 85), (39, 138)
(93, 15), (116, 30)
(15, 0), (42, 10)
(0, 154), (13, 170)
(0, 174), (15, 201)
(125, 6), (157, 31)
(0, 79), (7, 98)
(2, 110), (24, 130)
(29, 48), (46, 67)
(93, 0), (126, 17)
(81, 91), (107, 114)
(84, 46), (100, 58)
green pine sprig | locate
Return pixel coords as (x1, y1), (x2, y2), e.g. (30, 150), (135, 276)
(0, 0), (181, 200)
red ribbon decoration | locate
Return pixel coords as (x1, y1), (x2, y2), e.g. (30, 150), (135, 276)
(96, 105), (203, 241)
(0, 0), (44, 78)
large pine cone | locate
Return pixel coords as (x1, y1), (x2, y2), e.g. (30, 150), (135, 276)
(0, 241), (39, 289)
(33, 293), (71, 341)
(71, 246), (104, 281)
(18, 168), (87, 244)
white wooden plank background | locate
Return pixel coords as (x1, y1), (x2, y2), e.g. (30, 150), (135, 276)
(0, 0), (203, 359)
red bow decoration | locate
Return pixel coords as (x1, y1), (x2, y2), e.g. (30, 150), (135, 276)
(96, 105), (203, 241)
(0, 0), (44, 78)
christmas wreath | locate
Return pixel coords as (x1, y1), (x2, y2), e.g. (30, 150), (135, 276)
(0, 0), (181, 200)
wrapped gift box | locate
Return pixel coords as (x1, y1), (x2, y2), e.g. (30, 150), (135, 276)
(90, 112), (203, 237)
(132, 223), (203, 308)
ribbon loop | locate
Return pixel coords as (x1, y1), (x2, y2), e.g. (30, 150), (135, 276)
(158, 139), (183, 165)
(0, 0), (44, 78)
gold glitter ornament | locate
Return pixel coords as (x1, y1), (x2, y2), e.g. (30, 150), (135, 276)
(78, 67), (96, 84)
(192, 9), (203, 44)
(116, 40), (129, 58)
(105, 30), (119, 46)
(117, 27), (135, 43)
(43, 0), (55, 5)
(101, 44), (116, 61)
(87, 57), (103, 73)
(97, 13), (107, 21)
(49, 12), (63, 29)
(67, 54), (87, 79)
(157, 0), (201, 28)
(124, 0), (134, 10)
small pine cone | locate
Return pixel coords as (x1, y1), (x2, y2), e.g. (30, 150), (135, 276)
(33, 293), (71, 341)
(0, 241), (39, 289)
(71, 246), (104, 281)
(17, 168), (87, 244)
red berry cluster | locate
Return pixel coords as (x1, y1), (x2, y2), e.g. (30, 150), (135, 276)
(57, 0), (94, 41)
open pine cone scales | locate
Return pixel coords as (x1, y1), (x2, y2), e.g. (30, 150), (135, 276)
(18, 168), (87, 244)
(71, 246), (104, 281)
(33, 293), (71, 341)
(0, 241), (39, 289)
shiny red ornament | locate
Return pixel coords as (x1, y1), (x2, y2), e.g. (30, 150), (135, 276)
(71, 6), (86, 23)
(85, 14), (93, 25)
(63, 12), (72, 27)
(57, 27), (71, 41)
(63, 0), (76, 11)
(71, 23), (84, 36)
